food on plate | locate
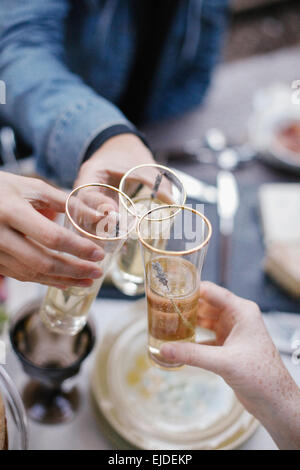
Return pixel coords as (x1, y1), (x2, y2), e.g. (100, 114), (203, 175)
(275, 121), (300, 157)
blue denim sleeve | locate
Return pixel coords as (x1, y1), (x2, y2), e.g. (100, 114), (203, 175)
(0, 0), (133, 186)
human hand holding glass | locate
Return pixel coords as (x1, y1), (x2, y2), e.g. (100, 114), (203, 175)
(39, 183), (136, 335)
(160, 281), (300, 450)
(0, 172), (105, 288)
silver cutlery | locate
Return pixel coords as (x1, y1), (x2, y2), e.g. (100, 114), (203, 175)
(170, 167), (217, 204)
(156, 128), (256, 167)
(217, 170), (239, 287)
(205, 129), (240, 287)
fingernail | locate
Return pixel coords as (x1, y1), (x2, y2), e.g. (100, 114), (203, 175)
(90, 269), (102, 279)
(160, 344), (176, 359)
(91, 249), (104, 261)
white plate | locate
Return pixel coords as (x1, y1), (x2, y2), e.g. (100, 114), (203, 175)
(91, 304), (259, 450)
(248, 83), (300, 174)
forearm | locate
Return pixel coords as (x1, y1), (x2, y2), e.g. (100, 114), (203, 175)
(258, 386), (300, 450)
(238, 370), (300, 450)
(0, 0), (134, 187)
(161, 283), (300, 451)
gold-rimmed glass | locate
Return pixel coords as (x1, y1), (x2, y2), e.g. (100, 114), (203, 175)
(111, 164), (186, 296)
(138, 204), (212, 369)
(39, 183), (137, 336)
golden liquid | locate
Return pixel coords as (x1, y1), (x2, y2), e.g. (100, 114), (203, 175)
(40, 252), (115, 335)
(112, 197), (164, 294)
(146, 256), (199, 368)
(40, 283), (101, 336)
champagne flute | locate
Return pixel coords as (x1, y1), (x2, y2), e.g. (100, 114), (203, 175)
(111, 164), (186, 296)
(40, 183), (137, 335)
(138, 204), (212, 369)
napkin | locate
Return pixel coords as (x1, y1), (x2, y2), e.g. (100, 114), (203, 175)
(259, 183), (300, 298)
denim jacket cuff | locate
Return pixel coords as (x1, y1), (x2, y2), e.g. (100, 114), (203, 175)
(46, 99), (133, 187)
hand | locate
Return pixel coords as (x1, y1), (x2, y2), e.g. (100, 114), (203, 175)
(161, 282), (300, 450)
(75, 134), (155, 188)
(0, 172), (104, 289)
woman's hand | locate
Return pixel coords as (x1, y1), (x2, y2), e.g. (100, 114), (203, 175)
(161, 282), (300, 450)
(0, 172), (104, 289)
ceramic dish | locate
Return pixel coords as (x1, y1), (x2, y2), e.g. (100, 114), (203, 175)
(249, 84), (300, 174)
(91, 302), (258, 450)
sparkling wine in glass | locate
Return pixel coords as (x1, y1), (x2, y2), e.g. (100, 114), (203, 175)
(40, 183), (137, 335)
(138, 204), (212, 369)
(111, 164), (186, 296)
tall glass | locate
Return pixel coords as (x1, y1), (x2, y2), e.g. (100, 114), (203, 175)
(40, 183), (136, 335)
(111, 164), (186, 296)
(138, 204), (212, 369)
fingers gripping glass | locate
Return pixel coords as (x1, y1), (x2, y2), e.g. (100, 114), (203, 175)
(39, 184), (137, 336)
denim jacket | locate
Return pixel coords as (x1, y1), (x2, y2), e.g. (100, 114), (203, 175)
(0, 0), (229, 186)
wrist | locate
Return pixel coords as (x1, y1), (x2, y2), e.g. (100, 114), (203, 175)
(84, 125), (151, 163)
(95, 133), (151, 154)
(76, 132), (154, 187)
(88, 133), (154, 167)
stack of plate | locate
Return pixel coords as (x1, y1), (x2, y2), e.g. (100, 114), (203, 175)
(91, 302), (258, 450)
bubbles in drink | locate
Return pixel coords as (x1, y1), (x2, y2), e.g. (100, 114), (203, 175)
(146, 256), (199, 369)
(40, 253), (115, 335)
(40, 283), (101, 336)
(111, 197), (162, 296)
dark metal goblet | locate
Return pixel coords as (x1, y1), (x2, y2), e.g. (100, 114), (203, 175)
(10, 299), (95, 425)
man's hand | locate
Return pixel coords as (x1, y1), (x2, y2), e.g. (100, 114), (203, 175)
(0, 172), (104, 289)
(75, 134), (155, 188)
(161, 282), (300, 450)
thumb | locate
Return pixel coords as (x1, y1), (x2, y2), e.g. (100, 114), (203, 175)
(160, 342), (225, 375)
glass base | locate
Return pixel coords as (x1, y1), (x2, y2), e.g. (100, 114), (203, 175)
(40, 309), (87, 336)
(111, 268), (145, 296)
(148, 350), (184, 371)
(22, 381), (80, 425)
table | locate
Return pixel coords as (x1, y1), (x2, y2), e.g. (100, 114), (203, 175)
(144, 44), (300, 186)
(5, 44), (300, 450)
(4, 276), (300, 450)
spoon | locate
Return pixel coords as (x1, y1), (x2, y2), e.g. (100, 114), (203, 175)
(205, 128), (256, 170)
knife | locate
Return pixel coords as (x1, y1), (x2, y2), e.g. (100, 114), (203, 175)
(217, 170), (239, 287)
(169, 167), (217, 204)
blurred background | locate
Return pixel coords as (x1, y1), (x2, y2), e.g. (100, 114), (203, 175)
(1, 0), (300, 451)
(226, 0), (300, 61)
(1, 0), (300, 164)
